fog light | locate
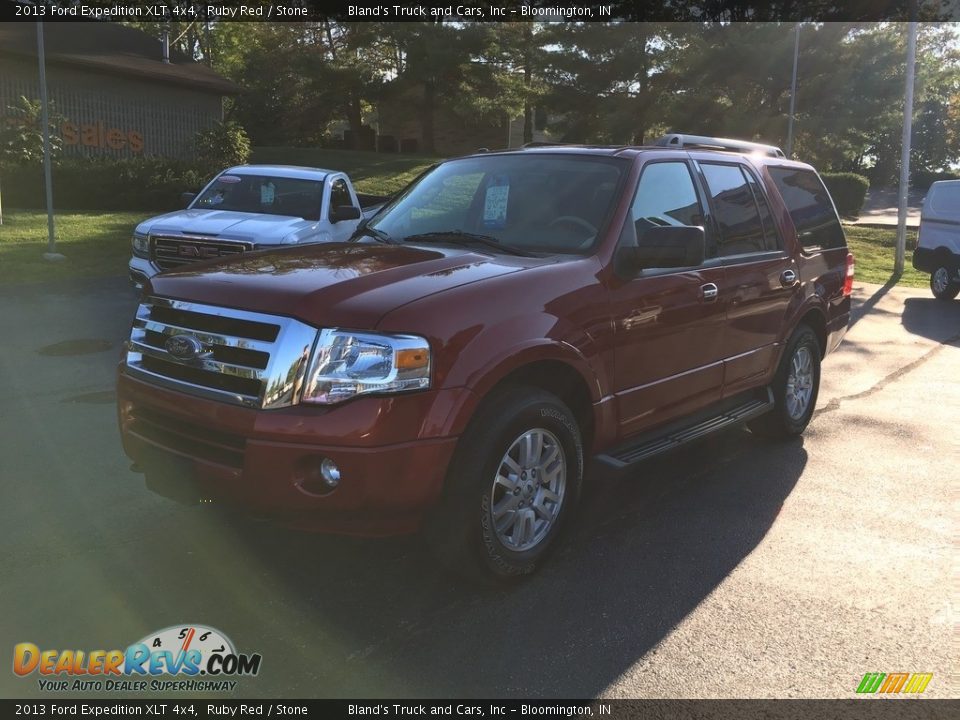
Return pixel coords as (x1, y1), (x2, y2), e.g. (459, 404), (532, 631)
(320, 458), (341, 488)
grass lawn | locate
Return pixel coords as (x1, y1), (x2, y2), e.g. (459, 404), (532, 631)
(250, 147), (439, 196)
(843, 225), (926, 288)
(0, 209), (143, 285)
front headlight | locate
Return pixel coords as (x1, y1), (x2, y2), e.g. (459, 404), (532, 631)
(132, 232), (150, 257)
(300, 329), (430, 405)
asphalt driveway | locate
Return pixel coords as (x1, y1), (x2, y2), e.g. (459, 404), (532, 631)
(0, 277), (956, 699)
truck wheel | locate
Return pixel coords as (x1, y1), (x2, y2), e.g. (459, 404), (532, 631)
(426, 387), (583, 581)
(749, 325), (821, 439)
(930, 265), (960, 301)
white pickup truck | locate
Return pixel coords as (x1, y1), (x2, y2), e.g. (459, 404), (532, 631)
(128, 165), (390, 288)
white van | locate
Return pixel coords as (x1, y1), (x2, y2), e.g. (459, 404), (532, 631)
(913, 179), (960, 300)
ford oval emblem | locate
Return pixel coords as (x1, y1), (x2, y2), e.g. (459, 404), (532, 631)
(164, 334), (204, 361)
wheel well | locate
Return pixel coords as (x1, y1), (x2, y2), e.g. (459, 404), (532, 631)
(493, 360), (595, 448)
(798, 309), (827, 358)
(934, 247), (956, 267)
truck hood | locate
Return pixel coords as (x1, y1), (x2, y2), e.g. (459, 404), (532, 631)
(138, 209), (315, 245)
(147, 242), (527, 328)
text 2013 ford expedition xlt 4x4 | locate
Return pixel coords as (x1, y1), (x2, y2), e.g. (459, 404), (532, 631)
(118, 134), (854, 579)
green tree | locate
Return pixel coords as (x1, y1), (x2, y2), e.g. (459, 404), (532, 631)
(0, 96), (63, 224)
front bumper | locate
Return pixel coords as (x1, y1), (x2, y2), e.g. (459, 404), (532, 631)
(117, 371), (463, 536)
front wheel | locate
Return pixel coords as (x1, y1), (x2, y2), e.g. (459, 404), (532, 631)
(425, 387), (583, 581)
(931, 265), (960, 301)
(749, 325), (821, 439)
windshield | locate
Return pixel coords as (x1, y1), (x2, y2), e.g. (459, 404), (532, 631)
(193, 173), (324, 220)
(368, 154), (627, 254)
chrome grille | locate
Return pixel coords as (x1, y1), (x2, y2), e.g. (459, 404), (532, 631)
(125, 297), (318, 409)
(151, 235), (253, 271)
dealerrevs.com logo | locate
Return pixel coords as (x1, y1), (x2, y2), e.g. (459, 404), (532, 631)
(13, 624), (262, 692)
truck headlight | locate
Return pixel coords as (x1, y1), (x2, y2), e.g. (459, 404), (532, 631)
(132, 232), (150, 257)
(300, 330), (430, 405)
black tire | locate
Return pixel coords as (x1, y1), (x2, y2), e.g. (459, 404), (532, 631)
(424, 386), (583, 581)
(748, 325), (821, 439)
(930, 264), (960, 301)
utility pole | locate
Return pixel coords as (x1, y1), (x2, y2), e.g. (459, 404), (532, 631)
(895, 19), (918, 275)
(786, 23), (801, 159)
(37, 22), (63, 262)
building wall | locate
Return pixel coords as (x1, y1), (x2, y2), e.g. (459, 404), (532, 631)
(0, 56), (223, 159)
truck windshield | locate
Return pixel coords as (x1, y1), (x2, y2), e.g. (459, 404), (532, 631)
(368, 154), (627, 254)
(193, 174), (325, 220)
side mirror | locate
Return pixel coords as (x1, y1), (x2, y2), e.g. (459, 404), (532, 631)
(630, 225), (705, 270)
(181, 192), (197, 208)
(330, 205), (361, 223)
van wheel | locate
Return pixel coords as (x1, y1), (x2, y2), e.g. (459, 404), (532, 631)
(749, 325), (821, 439)
(931, 265), (960, 301)
(425, 387), (583, 582)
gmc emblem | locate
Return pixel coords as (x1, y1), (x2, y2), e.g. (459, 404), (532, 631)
(177, 245), (217, 258)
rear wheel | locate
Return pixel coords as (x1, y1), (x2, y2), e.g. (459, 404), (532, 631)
(425, 387), (583, 581)
(930, 264), (960, 301)
(749, 325), (821, 439)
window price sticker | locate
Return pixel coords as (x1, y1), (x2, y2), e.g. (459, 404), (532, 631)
(483, 176), (510, 228)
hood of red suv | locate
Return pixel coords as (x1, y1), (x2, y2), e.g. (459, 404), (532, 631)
(146, 242), (527, 328)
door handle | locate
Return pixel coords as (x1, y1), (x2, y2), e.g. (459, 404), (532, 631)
(700, 283), (718, 301)
(780, 269), (798, 286)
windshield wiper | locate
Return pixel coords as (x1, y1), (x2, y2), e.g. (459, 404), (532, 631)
(402, 231), (533, 257)
(351, 225), (397, 244)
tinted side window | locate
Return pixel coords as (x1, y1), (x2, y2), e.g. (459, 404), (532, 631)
(743, 168), (780, 250)
(769, 167), (845, 249)
(622, 162), (703, 248)
(330, 178), (353, 209)
(700, 163), (770, 256)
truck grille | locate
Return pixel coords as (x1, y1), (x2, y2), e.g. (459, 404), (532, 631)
(151, 235), (253, 271)
(124, 297), (318, 409)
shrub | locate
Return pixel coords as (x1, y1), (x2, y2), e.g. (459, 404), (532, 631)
(193, 120), (251, 169)
(1, 157), (214, 212)
(821, 172), (869, 217)
(910, 170), (960, 191)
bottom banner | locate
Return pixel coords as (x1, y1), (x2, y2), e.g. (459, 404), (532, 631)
(1, 700), (958, 720)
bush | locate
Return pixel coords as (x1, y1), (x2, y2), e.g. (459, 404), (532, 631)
(0, 156), (214, 212)
(910, 170), (960, 191)
(193, 120), (251, 169)
(821, 172), (870, 217)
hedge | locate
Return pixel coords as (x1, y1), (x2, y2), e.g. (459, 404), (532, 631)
(910, 170), (960, 191)
(821, 172), (869, 217)
(0, 157), (215, 213)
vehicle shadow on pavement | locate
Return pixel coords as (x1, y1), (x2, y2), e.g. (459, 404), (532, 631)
(901, 297), (960, 342)
(849, 276), (899, 329)
(220, 427), (807, 697)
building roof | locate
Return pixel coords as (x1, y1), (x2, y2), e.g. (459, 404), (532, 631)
(0, 22), (241, 95)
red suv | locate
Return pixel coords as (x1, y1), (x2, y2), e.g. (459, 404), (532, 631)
(118, 134), (853, 579)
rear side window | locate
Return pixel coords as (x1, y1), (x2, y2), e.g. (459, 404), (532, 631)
(769, 167), (846, 250)
(700, 163), (775, 256)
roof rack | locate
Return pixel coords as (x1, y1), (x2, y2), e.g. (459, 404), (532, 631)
(653, 133), (785, 158)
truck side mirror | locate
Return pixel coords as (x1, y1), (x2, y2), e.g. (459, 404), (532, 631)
(181, 192), (197, 208)
(330, 205), (362, 223)
(632, 226), (705, 270)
